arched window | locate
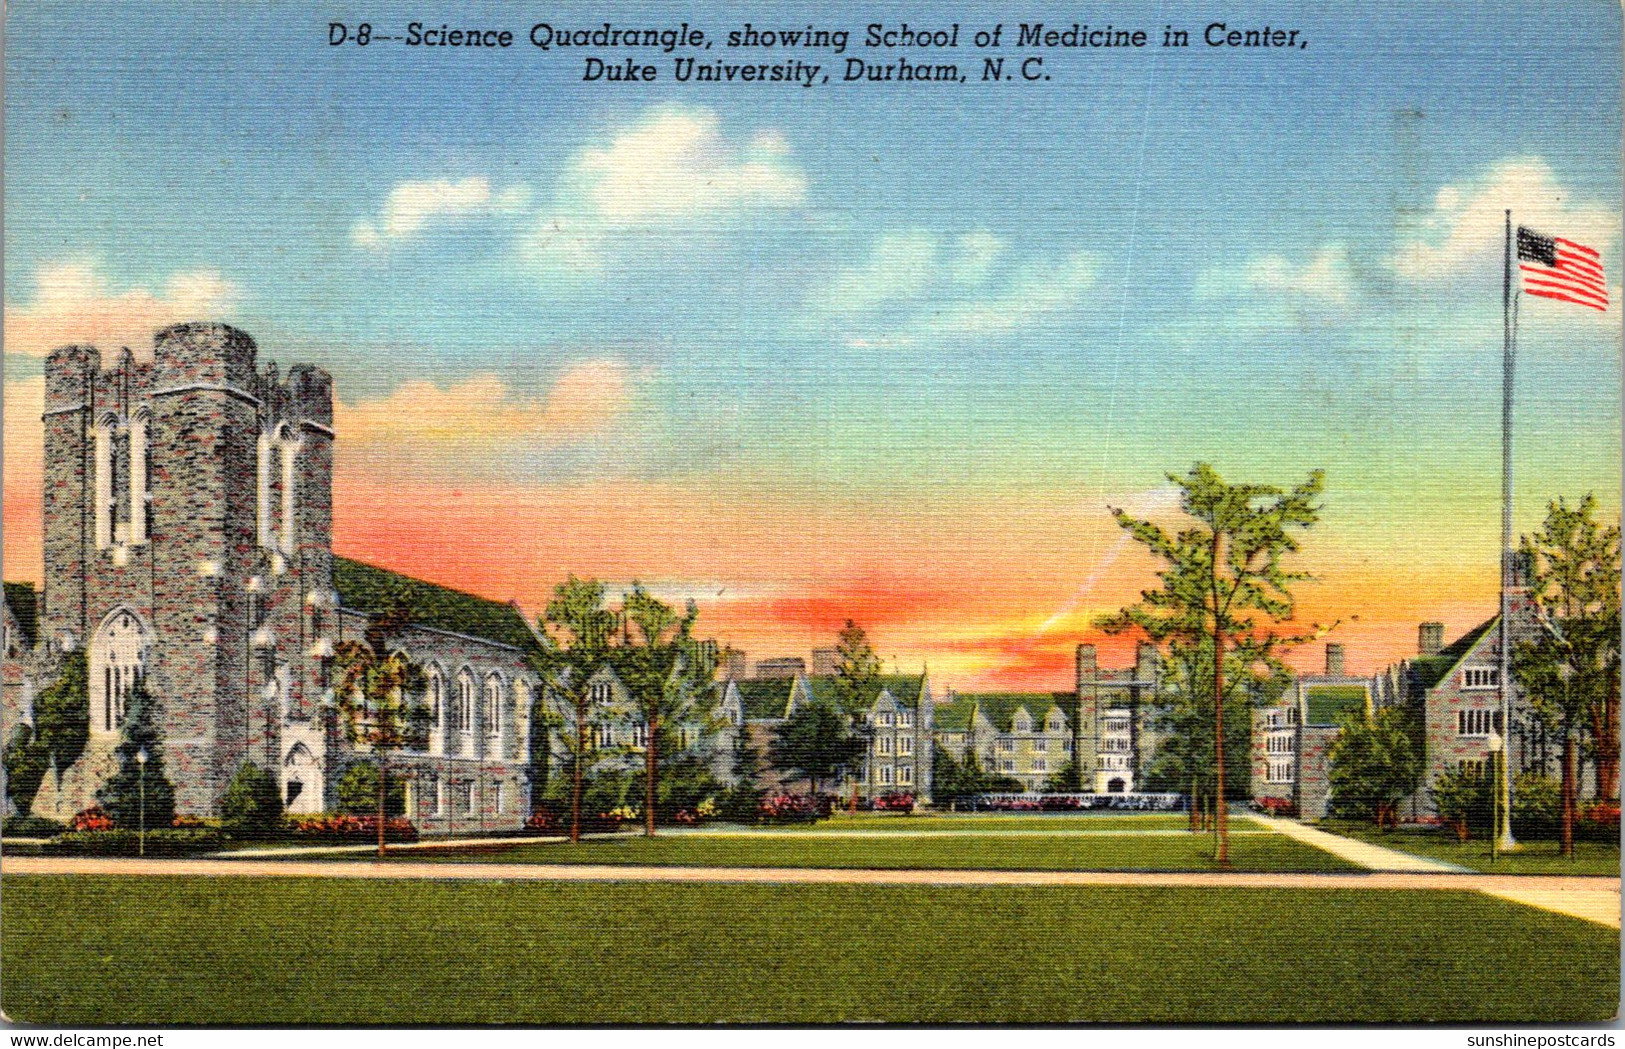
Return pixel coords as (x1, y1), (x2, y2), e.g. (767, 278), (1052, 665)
(427, 667), (445, 728)
(257, 423), (301, 553)
(129, 409), (150, 545)
(483, 674), (504, 742)
(91, 608), (148, 734)
(93, 415), (119, 551)
(455, 670), (475, 735)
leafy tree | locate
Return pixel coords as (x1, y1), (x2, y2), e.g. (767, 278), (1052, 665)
(1514, 494), (1621, 856)
(771, 700), (865, 794)
(720, 722), (767, 821)
(221, 761), (284, 839)
(1099, 463), (1325, 863)
(1431, 765), (1494, 842)
(96, 681), (176, 830)
(1512, 770), (1561, 839)
(1327, 705), (1422, 827)
(34, 652), (90, 785)
(614, 582), (718, 837)
(1041, 758), (1080, 794)
(832, 620), (882, 716)
(931, 744), (1021, 804)
(335, 761), (406, 817)
(331, 602), (425, 856)
(3, 724), (49, 815)
(535, 576), (619, 843)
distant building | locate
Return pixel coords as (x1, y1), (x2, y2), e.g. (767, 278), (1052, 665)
(934, 691), (1075, 791)
(791, 673), (933, 799)
(811, 647), (840, 677)
(753, 656), (807, 680)
(1250, 643), (1371, 819)
(721, 647), (748, 680)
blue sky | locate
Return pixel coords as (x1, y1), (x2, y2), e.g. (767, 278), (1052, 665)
(5, 0), (1620, 682)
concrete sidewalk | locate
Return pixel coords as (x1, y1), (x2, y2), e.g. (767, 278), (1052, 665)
(1243, 815), (1467, 873)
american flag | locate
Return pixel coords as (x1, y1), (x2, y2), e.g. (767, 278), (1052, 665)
(1518, 226), (1608, 311)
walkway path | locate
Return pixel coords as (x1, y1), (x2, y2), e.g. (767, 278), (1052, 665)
(1244, 815), (1618, 927)
(1241, 815), (1466, 873)
(4, 855), (1616, 927)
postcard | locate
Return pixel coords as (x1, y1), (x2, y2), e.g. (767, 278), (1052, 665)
(1, 0), (1619, 1027)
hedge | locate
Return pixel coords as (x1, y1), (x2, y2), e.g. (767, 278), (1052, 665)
(42, 828), (225, 856)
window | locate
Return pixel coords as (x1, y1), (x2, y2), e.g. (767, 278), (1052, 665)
(460, 782), (475, 815)
(1268, 732), (1294, 754)
(898, 765), (913, 785)
(590, 680), (613, 705)
(879, 765), (893, 785)
(630, 723), (649, 749)
(1032, 759), (1047, 773)
(997, 739), (1014, 753)
(1032, 739), (1048, 753)
(1463, 667), (1500, 690)
(1001, 760), (1015, 773)
(1104, 737), (1132, 754)
(1458, 709), (1502, 736)
(483, 675), (503, 740)
(455, 671), (475, 734)
(877, 712), (894, 727)
(91, 609), (148, 734)
(1267, 759), (1294, 784)
(897, 735), (913, 756)
(1062, 739), (1073, 752)
(1014, 715), (1031, 733)
(1047, 717), (1064, 733)
(495, 781), (507, 813)
(428, 670), (444, 726)
(899, 711), (914, 728)
(1458, 758), (1487, 777)
(877, 735), (892, 756)
(592, 725), (615, 749)
(433, 778), (446, 817)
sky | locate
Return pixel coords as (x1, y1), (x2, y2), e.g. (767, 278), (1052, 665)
(4, 1), (1621, 690)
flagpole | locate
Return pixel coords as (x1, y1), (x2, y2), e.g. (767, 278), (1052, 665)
(1498, 209), (1518, 851)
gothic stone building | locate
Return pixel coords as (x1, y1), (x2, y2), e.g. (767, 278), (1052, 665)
(2, 323), (543, 831)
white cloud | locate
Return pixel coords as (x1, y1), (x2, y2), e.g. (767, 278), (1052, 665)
(352, 177), (530, 249)
(919, 251), (1097, 336)
(820, 231), (939, 314)
(1197, 244), (1355, 307)
(522, 105), (806, 273)
(1391, 158), (1617, 280)
(4, 260), (239, 358)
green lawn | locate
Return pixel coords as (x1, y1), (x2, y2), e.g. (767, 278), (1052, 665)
(371, 827), (1357, 872)
(1320, 821), (1621, 876)
(2, 874), (1615, 1023)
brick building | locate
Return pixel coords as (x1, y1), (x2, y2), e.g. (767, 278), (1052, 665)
(2, 323), (543, 830)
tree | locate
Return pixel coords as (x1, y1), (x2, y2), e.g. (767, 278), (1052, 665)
(335, 761), (407, 816)
(331, 602), (425, 856)
(1327, 705), (1422, 827)
(221, 761), (284, 839)
(771, 700), (865, 795)
(535, 576), (618, 843)
(1041, 758), (1080, 794)
(1514, 494), (1621, 856)
(720, 721), (767, 821)
(3, 724), (49, 815)
(1431, 765), (1494, 842)
(615, 582), (717, 837)
(1098, 463), (1325, 863)
(96, 681), (176, 829)
(832, 620), (881, 715)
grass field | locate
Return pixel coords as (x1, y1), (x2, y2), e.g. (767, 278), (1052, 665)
(2, 874), (1615, 1024)
(372, 826), (1358, 872)
(1321, 821), (1621, 876)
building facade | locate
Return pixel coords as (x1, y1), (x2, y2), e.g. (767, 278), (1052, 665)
(3, 323), (543, 831)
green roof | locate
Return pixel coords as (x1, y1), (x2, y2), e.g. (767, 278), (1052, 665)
(3, 582), (38, 648)
(734, 678), (794, 721)
(933, 694), (978, 732)
(956, 692), (1071, 731)
(803, 673), (928, 714)
(333, 557), (540, 654)
(1304, 683), (1368, 726)
(1410, 618), (1497, 693)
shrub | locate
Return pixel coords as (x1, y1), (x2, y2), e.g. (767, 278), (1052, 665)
(717, 783), (766, 823)
(873, 792), (915, 813)
(757, 793), (833, 824)
(1430, 767), (1494, 842)
(524, 809), (560, 834)
(2, 724), (50, 816)
(1578, 803), (1621, 843)
(95, 683), (176, 830)
(1255, 796), (1297, 818)
(70, 805), (115, 832)
(1511, 771), (1561, 839)
(221, 761), (284, 840)
(2, 814), (64, 838)
(43, 828), (224, 856)
(335, 762), (407, 817)
(283, 813), (419, 844)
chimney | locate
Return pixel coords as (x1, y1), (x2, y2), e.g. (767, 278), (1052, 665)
(1419, 622), (1445, 657)
(1325, 643), (1345, 677)
(1136, 641), (1158, 676)
(1075, 644), (1097, 689)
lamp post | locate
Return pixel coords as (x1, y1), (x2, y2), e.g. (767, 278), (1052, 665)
(1486, 731), (1504, 863)
(136, 746), (149, 858)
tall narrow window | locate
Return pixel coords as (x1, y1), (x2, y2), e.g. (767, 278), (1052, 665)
(91, 609), (148, 734)
(277, 425), (299, 555)
(483, 674), (503, 743)
(129, 410), (149, 545)
(93, 417), (116, 551)
(456, 670), (476, 750)
(256, 430), (275, 549)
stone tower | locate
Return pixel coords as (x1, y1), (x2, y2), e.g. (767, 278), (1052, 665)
(39, 323), (335, 816)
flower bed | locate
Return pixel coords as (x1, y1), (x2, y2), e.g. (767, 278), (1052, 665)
(758, 793), (834, 824)
(70, 806), (115, 832)
(873, 792), (915, 813)
(1252, 796), (1297, 818)
(1579, 803), (1621, 842)
(283, 813), (419, 844)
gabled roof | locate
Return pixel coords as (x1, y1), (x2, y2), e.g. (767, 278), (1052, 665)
(803, 673), (928, 714)
(1410, 617), (1497, 693)
(933, 694), (978, 732)
(733, 678), (795, 721)
(3, 582), (38, 649)
(954, 692), (1072, 732)
(333, 556), (541, 655)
